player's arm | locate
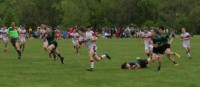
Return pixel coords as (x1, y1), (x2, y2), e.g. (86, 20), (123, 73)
(168, 37), (173, 44)
(90, 36), (98, 42)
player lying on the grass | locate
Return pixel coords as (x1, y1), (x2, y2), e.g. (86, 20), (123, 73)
(1, 26), (9, 52)
(121, 57), (151, 69)
(181, 27), (191, 58)
(78, 27), (111, 71)
(70, 28), (80, 55)
(45, 27), (64, 64)
(6, 22), (22, 59)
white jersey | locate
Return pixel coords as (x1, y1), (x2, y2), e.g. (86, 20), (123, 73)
(79, 33), (96, 51)
(40, 29), (46, 35)
(86, 30), (94, 35)
(70, 32), (80, 46)
(1, 29), (7, 38)
(70, 32), (80, 41)
(181, 32), (190, 48)
(19, 29), (26, 38)
(142, 32), (152, 50)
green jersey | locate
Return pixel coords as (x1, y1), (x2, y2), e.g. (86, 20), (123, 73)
(46, 31), (56, 44)
(129, 60), (140, 67)
(153, 33), (170, 47)
(7, 27), (19, 38)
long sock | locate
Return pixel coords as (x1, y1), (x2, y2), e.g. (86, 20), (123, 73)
(57, 54), (62, 58)
(90, 60), (94, 69)
(173, 61), (177, 64)
(17, 50), (21, 57)
(101, 54), (106, 58)
(53, 53), (57, 59)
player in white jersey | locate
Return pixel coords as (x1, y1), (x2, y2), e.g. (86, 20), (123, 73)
(86, 26), (94, 35)
(78, 28), (111, 71)
(1, 26), (9, 52)
(70, 29), (80, 55)
(141, 28), (153, 57)
(19, 26), (27, 51)
(181, 28), (191, 58)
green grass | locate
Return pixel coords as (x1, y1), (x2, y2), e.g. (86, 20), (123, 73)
(0, 36), (199, 87)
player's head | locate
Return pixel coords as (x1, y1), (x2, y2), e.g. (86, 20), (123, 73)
(182, 27), (186, 33)
(73, 29), (77, 33)
(159, 26), (165, 34)
(121, 62), (130, 69)
(46, 27), (51, 33)
(78, 27), (86, 36)
(11, 22), (15, 27)
(143, 27), (148, 33)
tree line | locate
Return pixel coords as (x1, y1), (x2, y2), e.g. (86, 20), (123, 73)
(0, 0), (200, 34)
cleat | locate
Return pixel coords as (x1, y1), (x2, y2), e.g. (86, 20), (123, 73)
(60, 57), (64, 64)
(174, 52), (180, 58)
(87, 68), (94, 72)
(136, 57), (141, 60)
(105, 53), (111, 60)
(174, 63), (179, 66)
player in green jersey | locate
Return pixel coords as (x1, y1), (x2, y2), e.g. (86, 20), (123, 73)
(6, 22), (22, 59)
(45, 27), (64, 64)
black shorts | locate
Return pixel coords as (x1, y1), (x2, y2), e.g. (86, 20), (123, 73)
(10, 38), (19, 46)
(139, 59), (148, 68)
(153, 47), (164, 54)
(50, 41), (58, 50)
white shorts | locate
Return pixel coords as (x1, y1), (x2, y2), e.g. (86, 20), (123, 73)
(20, 37), (26, 42)
(2, 37), (8, 41)
(183, 41), (190, 48)
(72, 40), (79, 46)
(148, 45), (153, 51)
(88, 45), (98, 54)
(44, 41), (49, 46)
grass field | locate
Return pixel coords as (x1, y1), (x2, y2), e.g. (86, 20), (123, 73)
(0, 36), (199, 87)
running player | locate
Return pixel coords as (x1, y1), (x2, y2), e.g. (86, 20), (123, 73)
(1, 26), (9, 52)
(7, 22), (22, 59)
(181, 27), (191, 58)
(45, 27), (64, 64)
(78, 27), (111, 71)
(70, 29), (80, 55)
(19, 25), (27, 51)
(141, 27), (153, 57)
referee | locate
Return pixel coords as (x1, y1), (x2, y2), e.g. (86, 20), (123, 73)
(7, 22), (22, 59)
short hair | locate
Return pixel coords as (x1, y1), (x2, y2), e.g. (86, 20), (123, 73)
(121, 62), (128, 69)
(78, 27), (86, 33)
(159, 26), (165, 30)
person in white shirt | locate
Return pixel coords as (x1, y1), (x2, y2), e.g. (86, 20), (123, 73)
(1, 26), (8, 52)
(19, 25), (27, 51)
(141, 28), (153, 57)
(78, 28), (111, 71)
(181, 28), (191, 58)
(86, 26), (94, 35)
(70, 29), (80, 55)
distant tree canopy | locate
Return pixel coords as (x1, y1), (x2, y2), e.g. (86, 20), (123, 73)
(0, 0), (200, 34)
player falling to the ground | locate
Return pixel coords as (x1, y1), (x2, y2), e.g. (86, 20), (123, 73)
(121, 57), (151, 69)
(181, 27), (191, 58)
(78, 27), (111, 71)
(6, 22), (22, 59)
(19, 25), (27, 51)
(70, 29), (80, 55)
(141, 27), (153, 57)
(45, 27), (64, 64)
(0, 26), (9, 52)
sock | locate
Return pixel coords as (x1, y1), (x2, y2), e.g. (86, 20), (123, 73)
(53, 53), (56, 59)
(90, 60), (94, 69)
(173, 61), (177, 64)
(101, 54), (106, 58)
(17, 50), (21, 57)
(57, 54), (62, 58)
